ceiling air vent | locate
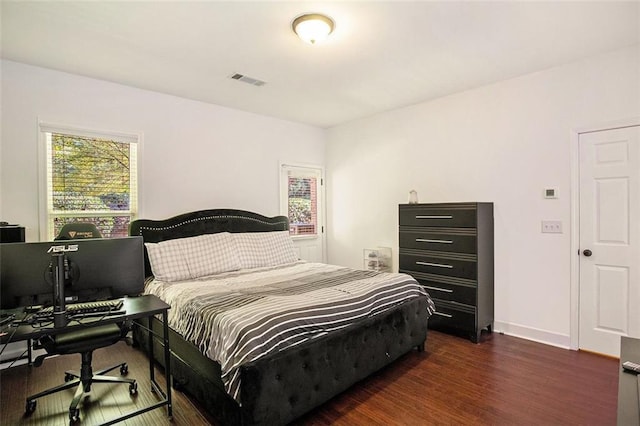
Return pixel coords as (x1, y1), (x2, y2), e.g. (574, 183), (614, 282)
(230, 73), (266, 87)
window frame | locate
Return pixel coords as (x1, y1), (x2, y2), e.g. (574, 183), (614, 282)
(38, 122), (142, 241)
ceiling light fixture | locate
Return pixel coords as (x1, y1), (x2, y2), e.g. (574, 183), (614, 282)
(292, 13), (335, 44)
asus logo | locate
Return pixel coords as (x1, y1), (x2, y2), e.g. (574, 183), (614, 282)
(47, 244), (79, 253)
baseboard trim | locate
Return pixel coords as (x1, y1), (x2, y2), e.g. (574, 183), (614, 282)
(493, 321), (571, 349)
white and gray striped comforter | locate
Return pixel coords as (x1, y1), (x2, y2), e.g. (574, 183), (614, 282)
(145, 261), (434, 403)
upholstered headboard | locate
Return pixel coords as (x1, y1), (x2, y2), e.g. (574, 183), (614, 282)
(128, 209), (289, 277)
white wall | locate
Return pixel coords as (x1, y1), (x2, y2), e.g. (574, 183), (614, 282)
(325, 46), (640, 347)
(0, 60), (325, 241)
(3, 46), (639, 349)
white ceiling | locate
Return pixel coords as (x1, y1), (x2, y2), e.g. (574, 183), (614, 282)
(1, 1), (638, 128)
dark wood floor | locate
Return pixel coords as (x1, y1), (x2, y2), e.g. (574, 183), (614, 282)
(1, 330), (619, 425)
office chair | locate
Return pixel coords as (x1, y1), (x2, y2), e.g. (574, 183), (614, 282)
(55, 222), (103, 240)
(25, 222), (136, 424)
(25, 324), (137, 423)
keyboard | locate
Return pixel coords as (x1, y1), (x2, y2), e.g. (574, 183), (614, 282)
(34, 299), (124, 318)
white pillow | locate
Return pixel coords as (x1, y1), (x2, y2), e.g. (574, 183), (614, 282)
(145, 240), (190, 282)
(145, 232), (241, 282)
(231, 231), (298, 269)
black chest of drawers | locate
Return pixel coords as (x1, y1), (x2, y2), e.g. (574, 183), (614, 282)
(399, 202), (494, 343)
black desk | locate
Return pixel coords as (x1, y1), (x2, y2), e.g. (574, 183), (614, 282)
(618, 336), (640, 426)
(0, 294), (172, 425)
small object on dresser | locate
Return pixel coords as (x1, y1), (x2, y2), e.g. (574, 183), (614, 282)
(363, 247), (391, 272)
(408, 190), (418, 204)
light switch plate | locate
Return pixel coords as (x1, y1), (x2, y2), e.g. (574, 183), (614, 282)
(541, 220), (562, 233)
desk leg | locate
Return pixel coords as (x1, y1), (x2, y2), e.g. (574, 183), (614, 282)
(162, 310), (173, 418)
(145, 313), (172, 420)
(148, 317), (155, 385)
(27, 338), (33, 365)
(100, 311), (173, 426)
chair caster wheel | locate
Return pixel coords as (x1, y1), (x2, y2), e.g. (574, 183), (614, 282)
(129, 381), (138, 395)
(69, 408), (80, 424)
(64, 373), (75, 382)
(25, 399), (37, 415)
(120, 363), (128, 375)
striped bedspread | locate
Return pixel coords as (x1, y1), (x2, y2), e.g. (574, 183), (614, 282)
(145, 261), (435, 403)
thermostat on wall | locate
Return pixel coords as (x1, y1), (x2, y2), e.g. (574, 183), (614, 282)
(544, 188), (558, 199)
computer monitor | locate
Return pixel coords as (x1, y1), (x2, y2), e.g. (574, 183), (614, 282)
(0, 236), (144, 309)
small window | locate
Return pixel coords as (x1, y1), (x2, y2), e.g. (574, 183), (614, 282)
(40, 125), (139, 240)
(280, 165), (322, 237)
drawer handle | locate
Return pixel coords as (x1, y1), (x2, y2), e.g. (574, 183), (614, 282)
(415, 238), (453, 244)
(416, 261), (453, 269)
(424, 285), (453, 293)
(415, 215), (453, 219)
(433, 312), (453, 318)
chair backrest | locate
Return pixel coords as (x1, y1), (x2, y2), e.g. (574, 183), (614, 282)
(55, 223), (103, 240)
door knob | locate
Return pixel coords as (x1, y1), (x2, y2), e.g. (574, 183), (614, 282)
(582, 249), (592, 257)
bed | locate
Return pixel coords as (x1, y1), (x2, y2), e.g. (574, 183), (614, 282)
(129, 209), (434, 425)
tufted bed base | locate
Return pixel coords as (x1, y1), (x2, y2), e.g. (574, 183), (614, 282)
(134, 295), (428, 425)
(129, 209), (430, 425)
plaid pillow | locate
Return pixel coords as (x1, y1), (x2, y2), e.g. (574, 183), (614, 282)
(145, 240), (190, 282)
(145, 232), (241, 282)
(231, 231), (298, 269)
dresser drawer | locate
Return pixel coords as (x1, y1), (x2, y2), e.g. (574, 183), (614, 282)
(399, 205), (477, 228)
(428, 300), (476, 331)
(399, 229), (477, 254)
(415, 278), (476, 305)
(399, 251), (477, 280)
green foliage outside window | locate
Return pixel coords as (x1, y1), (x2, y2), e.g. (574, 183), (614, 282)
(52, 134), (131, 210)
(288, 198), (312, 224)
(49, 133), (136, 239)
(288, 177), (312, 225)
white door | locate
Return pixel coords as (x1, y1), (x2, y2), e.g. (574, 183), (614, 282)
(579, 126), (640, 357)
(280, 164), (325, 263)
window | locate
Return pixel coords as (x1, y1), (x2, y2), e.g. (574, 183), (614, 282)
(280, 165), (322, 237)
(40, 124), (139, 240)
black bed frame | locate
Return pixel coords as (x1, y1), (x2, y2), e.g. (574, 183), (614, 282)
(129, 209), (429, 426)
